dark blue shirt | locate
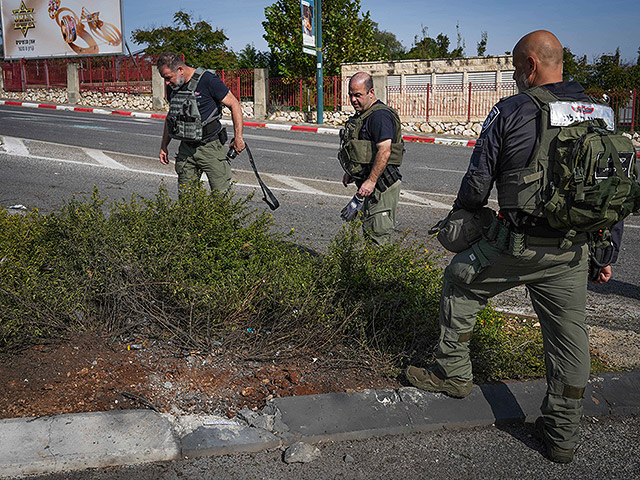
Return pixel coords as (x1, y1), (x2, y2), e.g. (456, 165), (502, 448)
(359, 101), (396, 143)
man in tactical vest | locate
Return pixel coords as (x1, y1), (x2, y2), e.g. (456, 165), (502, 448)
(157, 53), (245, 194)
(339, 72), (404, 245)
(406, 31), (628, 464)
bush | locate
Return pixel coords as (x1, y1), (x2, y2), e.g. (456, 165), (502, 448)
(0, 185), (563, 381)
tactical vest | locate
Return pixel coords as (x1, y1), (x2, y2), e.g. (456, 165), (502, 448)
(496, 86), (640, 233)
(166, 67), (223, 142)
(338, 102), (404, 179)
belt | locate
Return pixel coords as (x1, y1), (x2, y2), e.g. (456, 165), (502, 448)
(526, 233), (588, 247)
(486, 216), (588, 254)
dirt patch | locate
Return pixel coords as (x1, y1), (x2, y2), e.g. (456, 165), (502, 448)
(0, 332), (400, 420)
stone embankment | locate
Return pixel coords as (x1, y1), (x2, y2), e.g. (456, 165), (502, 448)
(267, 109), (485, 137)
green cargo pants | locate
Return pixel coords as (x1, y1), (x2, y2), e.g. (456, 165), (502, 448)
(362, 180), (401, 246)
(176, 139), (231, 195)
(437, 236), (590, 451)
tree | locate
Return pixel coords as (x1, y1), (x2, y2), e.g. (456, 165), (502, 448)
(262, 0), (384, 77)
(236, 43), (280, 71)
(405, 25), (464, 60)
(476, 31), (488, 57)
(132, 11), (236, 69)
(372, 22), (406, 60)
(563, 46), (640, 91)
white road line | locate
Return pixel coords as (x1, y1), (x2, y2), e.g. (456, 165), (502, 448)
(2, 136), (29, 156)
(253, 147), (305, 156)
(268, 174), (325, 195)
(400, 191), (452, 210)
(417, 166), (467, 174)
(82, 148), (131, 170)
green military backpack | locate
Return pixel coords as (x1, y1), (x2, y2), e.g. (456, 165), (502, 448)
(523, 86), (640, 233)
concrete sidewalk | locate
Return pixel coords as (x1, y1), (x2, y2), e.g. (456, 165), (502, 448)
(1, 370), (638, 478)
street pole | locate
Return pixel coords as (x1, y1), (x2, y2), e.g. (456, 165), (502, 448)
(316, 0), (323, 124)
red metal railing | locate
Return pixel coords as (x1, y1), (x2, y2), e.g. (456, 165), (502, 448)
(586, 89), (638, 133)
(217, 69), (254, 101)
(269, 76), (341, 111)
(388, 83), (518, 122)
(79, 55), (153, 94)
(2, 59), (68, 91)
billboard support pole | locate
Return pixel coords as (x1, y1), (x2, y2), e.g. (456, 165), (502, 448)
(315, 0), (323, 124)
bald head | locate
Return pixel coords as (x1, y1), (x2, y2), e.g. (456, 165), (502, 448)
(349, 72), (376, 112)
(349, 72), (373, 91)
(512, 30), (563, 91)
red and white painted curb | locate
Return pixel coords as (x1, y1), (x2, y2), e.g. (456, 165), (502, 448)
(7, 99), (640, 158)
(0, 99), (167, 119)
(0, 99), (477, 148)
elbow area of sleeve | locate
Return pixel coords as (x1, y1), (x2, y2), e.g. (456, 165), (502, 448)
(457, 174), (492, 210)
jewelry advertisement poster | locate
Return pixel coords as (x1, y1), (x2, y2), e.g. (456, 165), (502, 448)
(0, 0), (123, 59)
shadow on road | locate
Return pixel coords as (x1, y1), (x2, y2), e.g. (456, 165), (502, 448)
(588, 279), (640, 300)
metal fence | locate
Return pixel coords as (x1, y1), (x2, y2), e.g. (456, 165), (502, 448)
(269, 76), (342, 111)
(79, 56), (153, 94)
(387, 83), (518, 122)
(586, 89), (638, 132)
(2, 59), (67, 91)
(217, 69), (254, 101)
(0, 57), (255, 100)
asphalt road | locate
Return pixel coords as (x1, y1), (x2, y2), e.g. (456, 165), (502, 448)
(25, 415), (640, 479)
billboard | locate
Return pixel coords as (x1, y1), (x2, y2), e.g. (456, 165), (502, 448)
(300, 0), (315, 56)
(1, 0), (124, 59)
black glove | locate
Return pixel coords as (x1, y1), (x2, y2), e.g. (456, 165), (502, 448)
(341, 194), (364, 222)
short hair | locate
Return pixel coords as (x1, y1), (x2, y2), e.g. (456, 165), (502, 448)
(156, 52), (186, 72)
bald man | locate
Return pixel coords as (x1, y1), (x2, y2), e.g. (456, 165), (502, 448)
(406, 30), (622, 464)
(338, 72), (404, 245)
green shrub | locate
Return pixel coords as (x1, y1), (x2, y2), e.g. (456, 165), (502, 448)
(0, 184), (569, 381)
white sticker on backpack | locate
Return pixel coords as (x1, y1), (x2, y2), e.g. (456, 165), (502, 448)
(549, 102), (615, 130)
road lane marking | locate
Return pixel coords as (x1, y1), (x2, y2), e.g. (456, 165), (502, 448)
(1, 136), (29, 156)
(400, 191), (452, 210)
(268, 174), (325, 195)
(253, 147), (305, 156)
(83, 148), (130, 170)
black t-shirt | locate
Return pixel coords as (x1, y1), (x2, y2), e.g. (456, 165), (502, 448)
(167, 71), (229, 137)
(359, 101), (396, 143)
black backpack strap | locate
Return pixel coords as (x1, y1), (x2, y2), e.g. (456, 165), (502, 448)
(185, 67), (205, 92)
(524, 85), (560, 109)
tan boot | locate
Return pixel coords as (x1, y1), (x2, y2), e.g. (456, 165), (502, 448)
(405, 365), (472, 398)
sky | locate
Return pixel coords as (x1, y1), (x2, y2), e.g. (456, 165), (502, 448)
(122, 0), (639, 63)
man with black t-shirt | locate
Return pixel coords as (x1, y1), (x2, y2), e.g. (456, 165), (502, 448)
(157, 53), (245, 194)
(340, 72), (404, 245)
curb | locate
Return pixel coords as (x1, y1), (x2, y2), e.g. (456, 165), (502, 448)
(0, 99), (477, 148)
(1, 369), (637, 478)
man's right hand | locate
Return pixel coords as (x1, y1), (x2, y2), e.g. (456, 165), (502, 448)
(342, 173), (353, 187)
(159, 148), (169, 165)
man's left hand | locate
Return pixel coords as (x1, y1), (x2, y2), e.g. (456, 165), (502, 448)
(358, 178), (376, 197)
(230, 137), (246, 154)
(591, 265), (612, 284)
